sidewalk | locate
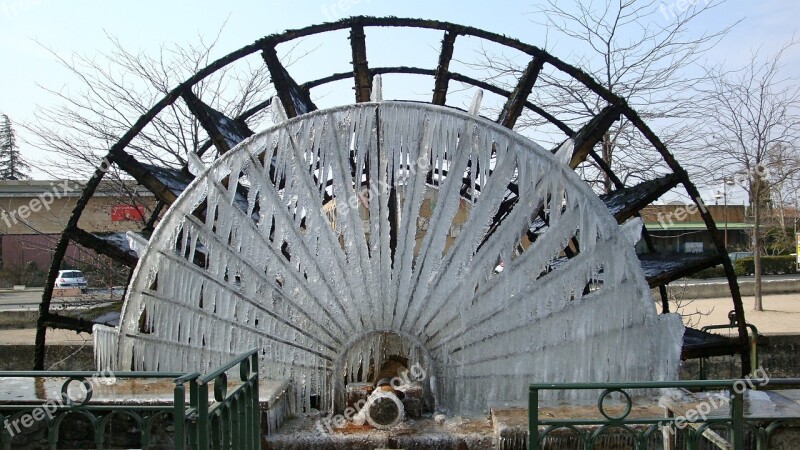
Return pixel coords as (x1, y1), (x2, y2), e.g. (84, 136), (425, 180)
(671, 293), (800, 335)
(0, 327), (92, 345)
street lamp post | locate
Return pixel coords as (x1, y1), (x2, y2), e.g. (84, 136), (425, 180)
(715, 177), (736, 250)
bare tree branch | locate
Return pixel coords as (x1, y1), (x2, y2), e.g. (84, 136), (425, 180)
(690, 40), (800, 311)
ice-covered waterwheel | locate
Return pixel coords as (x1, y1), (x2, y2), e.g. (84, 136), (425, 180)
(105, 100), (683, 414)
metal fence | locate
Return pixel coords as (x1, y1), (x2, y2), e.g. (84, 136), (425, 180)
(177, 349), (260, 450)
(0, 348), (260, 450)
(528, 379), (800, 450)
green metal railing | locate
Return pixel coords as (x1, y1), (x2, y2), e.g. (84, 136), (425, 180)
(0, 369), (185, 449)
(0, 348), (261, 450)
(177, 348), (260, 450)
(529, 379), (800, 450)
(700, 320), (760, 379)
(529, 380), (745, 450)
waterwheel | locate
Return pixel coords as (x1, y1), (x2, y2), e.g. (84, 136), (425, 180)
(93, 98), (682, 412)
(36, 18), (751, 398)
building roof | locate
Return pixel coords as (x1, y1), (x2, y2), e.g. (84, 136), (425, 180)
(0, 180), (154, 198)
(646, 222), (753, 231)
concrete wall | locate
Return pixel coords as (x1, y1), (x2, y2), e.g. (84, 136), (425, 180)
(0, 344), (94, 371)
(680, 333), (800, 379)
(656, 278), (800, 300)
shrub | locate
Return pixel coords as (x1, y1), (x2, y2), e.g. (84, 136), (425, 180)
(0, 262), (48, 287)
(691, 265), (727, 279)
(734, 255), (797, 276)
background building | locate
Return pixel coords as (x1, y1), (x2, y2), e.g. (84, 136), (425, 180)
(0, 180), (155, 275)
(638, 204), (752, 255)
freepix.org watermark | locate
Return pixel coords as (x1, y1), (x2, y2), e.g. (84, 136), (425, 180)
(321, 0), (371, 22)
(0, 180), (76, 228)
(0, 156), (112, 229)
(3, 370), (116, 438)
(326, 154), (432, 223)
(0, 0), (48, 17)
(315, 363), (426, 434)
(655, 196), (710, 229)
(656, 166), (769, 229)
(658, 0), (713, 21)
(659, 367), (770, 435)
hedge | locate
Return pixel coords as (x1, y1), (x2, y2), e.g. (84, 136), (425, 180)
(734, 255), (797, 276)
(688, 255), (798, 278)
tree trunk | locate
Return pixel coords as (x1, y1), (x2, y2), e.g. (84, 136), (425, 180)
(753, 177), (763, 311)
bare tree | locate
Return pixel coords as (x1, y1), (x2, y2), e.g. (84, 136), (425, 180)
(759, 145), (800, 256)
(694, 42), (800, 311)
(17, 27), (279, 324)
(469, 0), (735, 191)
(24, 26), (274, 215)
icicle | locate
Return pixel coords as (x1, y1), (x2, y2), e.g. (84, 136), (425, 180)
(126, 231), (149, 258)
(187, 151), (207, 176)
(271, 95), (288, 124)
(621, 217), (644, 246)
(468, 89), (484, 116)
(553, 138), (574, 166)
(370, 74), (383, 102)
(112, 101), (683, 417)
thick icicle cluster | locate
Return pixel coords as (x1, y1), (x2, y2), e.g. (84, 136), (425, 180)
(98, 102), (683, 414)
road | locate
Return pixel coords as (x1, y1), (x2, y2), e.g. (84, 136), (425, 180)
(0, 288), (123, 311)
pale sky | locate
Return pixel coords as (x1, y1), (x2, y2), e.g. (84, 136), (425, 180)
(0, 0), (798, 206)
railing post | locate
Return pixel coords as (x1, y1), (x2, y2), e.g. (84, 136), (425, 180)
(189, 378), (199, 449)
(251, 353), (260, 450)
(528, 386), (539, 450)
(231, 394), (241, 450)
(221, 406), (231, 450)
(173, 382), (186, 450)
(211, 413), (221, 450)
(242, 387), (252, 450)
(663, 409), (676, 450)
(731, 387), (744, 450)
(197, 380), (210, 450)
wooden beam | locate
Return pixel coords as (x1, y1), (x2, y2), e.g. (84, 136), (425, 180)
(462, 58), (544, 202)
(350, 25), (371, 102)
(43, 313), (95, 334)
(301, 66), (576, 136)
(565, 104), (624, 169)
(142, 201), (165, 235)
(600, 174), (681, 223)
(68, 228), (138, 268)
(641, 254), (722, 288)
(182, 90), (254, 154)
(261, 44), (317, 118)
(497, 57), (544, 129)
(109, 149), (182, 205)
(432, 31), (458, 105)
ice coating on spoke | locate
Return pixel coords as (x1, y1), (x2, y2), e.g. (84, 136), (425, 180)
(98, 102), (683, 415)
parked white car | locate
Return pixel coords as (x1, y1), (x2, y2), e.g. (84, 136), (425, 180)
(54, 270), (88, 289)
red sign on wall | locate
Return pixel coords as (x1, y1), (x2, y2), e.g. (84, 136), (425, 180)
(111, 205), (145, 222)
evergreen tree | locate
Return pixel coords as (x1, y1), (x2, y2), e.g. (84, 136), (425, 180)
(0, 114), (30, 180)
